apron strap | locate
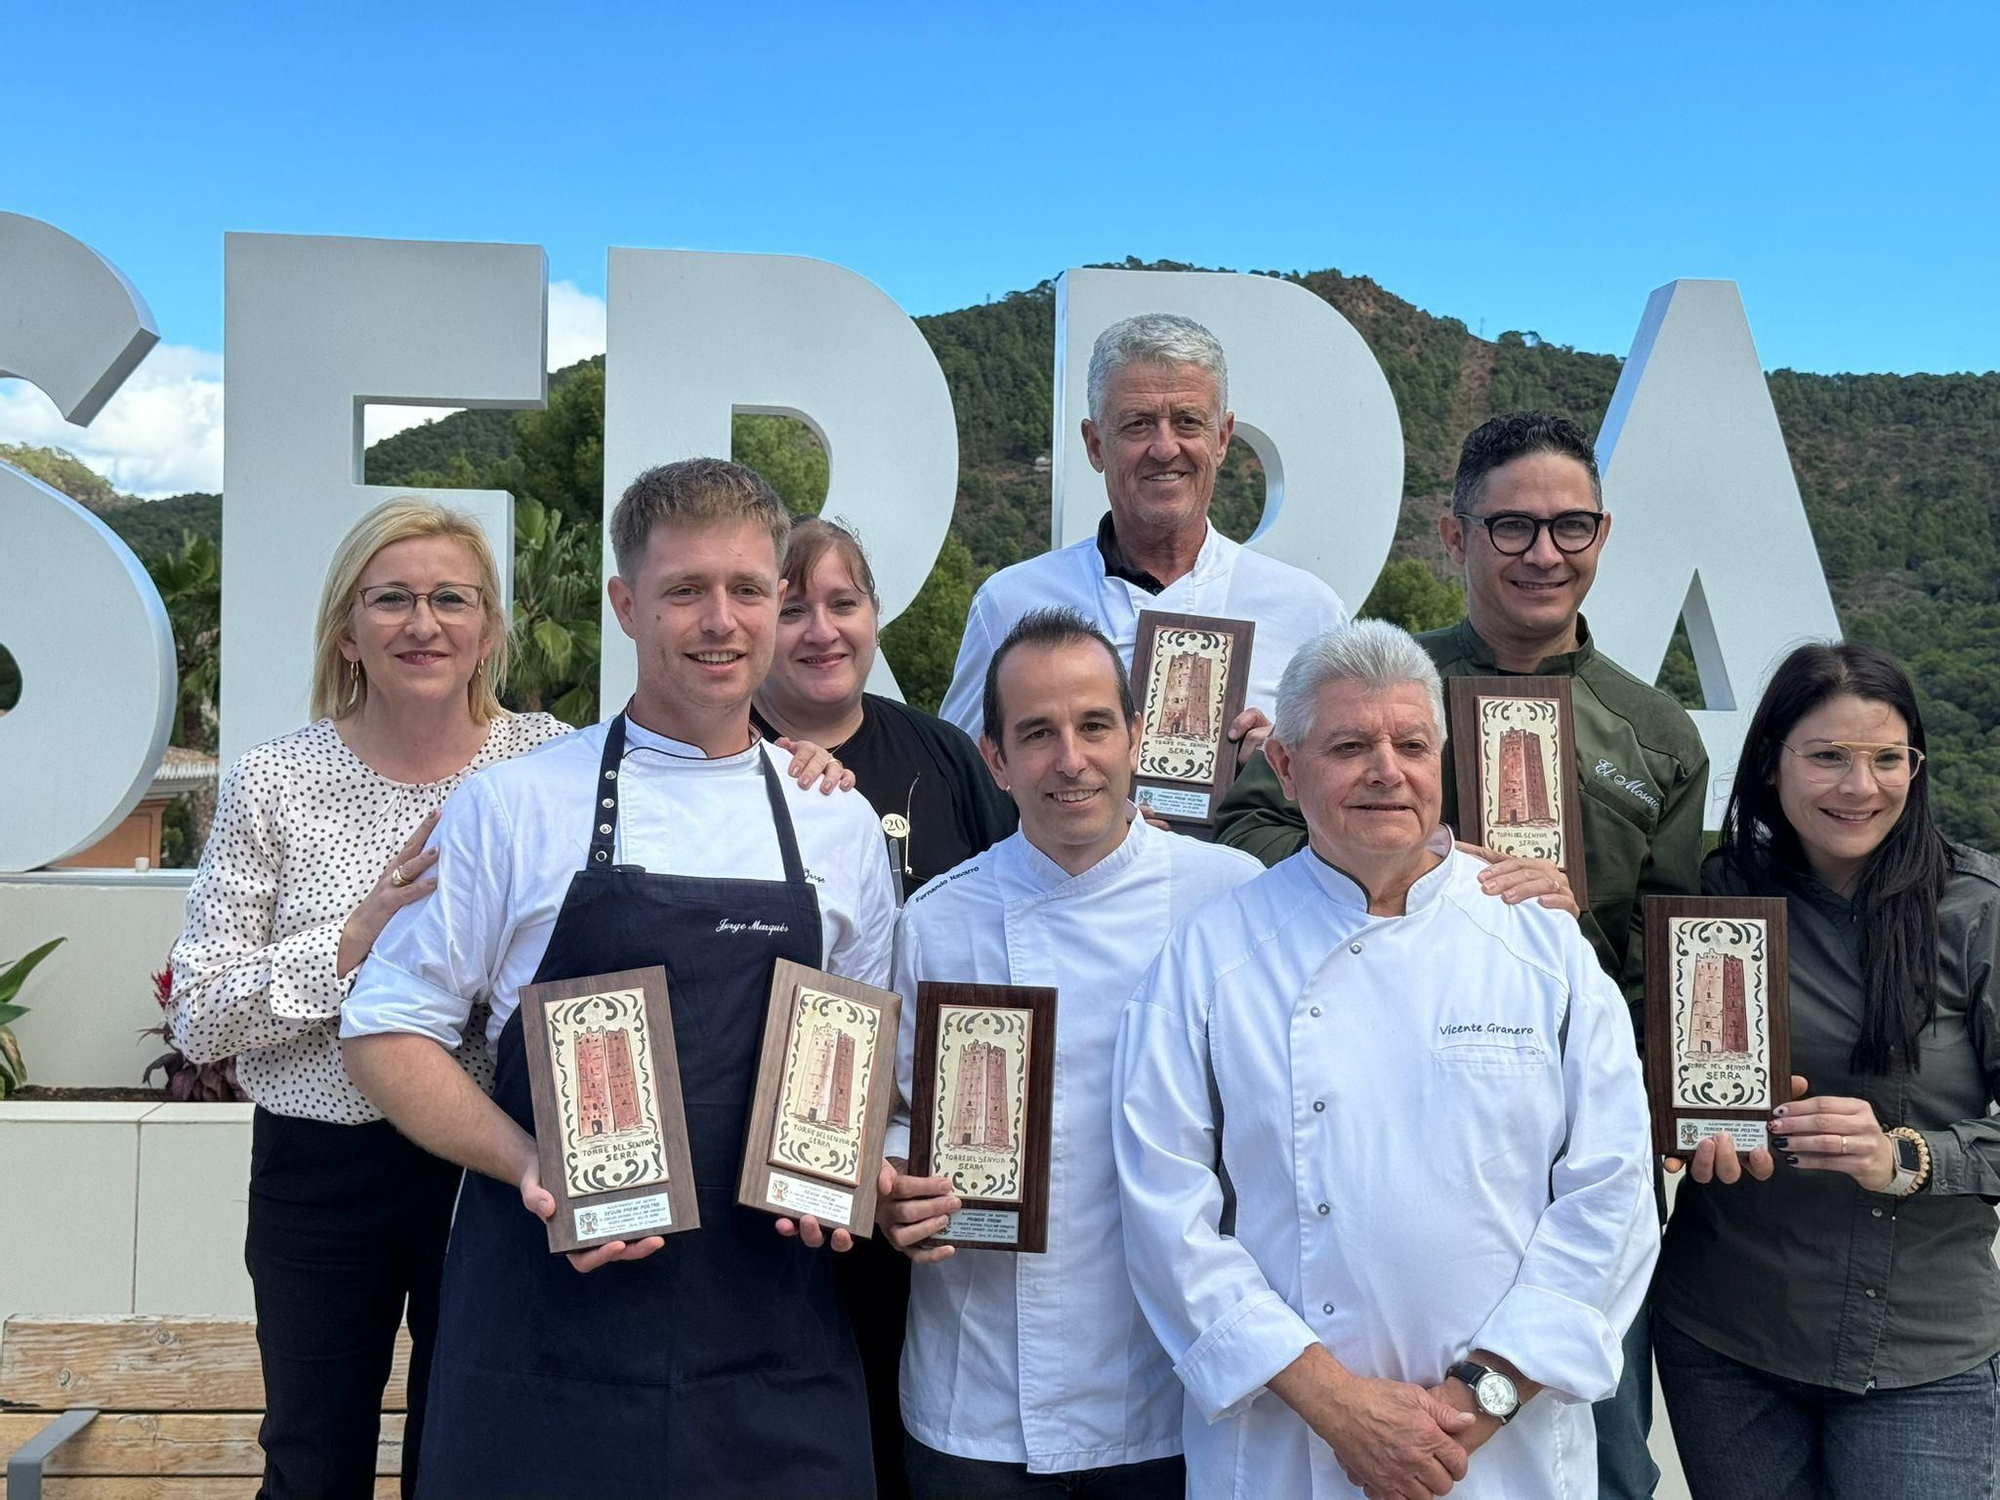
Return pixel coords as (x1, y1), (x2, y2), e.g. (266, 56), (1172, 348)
(591, 708), (809, 889)
(756, 749), (809, 887)
(587, 712), (631, 869)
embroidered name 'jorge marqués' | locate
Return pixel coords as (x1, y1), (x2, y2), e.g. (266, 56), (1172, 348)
(715, 919), (791, 935)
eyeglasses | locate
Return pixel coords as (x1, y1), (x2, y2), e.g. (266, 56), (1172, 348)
(356, 584), (485, 622)
(1781, 741), (1926, 786)
(1456, 510), (1605, 556)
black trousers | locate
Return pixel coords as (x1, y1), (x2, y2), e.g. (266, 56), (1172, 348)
(836, 1233), (914, 1500)
(245, 1108), (463, 1500)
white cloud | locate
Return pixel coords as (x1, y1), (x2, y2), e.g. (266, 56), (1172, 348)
(0, 344), (223, 497)
(0, 281), (609, 498)
(548, 280), (607, 370)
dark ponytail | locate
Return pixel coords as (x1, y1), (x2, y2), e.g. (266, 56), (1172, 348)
(1717, 643), (1950, 1075)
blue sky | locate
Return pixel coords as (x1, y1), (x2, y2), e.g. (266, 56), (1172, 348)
(4, 0), (1995, 494)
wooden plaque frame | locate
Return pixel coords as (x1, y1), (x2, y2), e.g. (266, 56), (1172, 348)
(908, 980), (1057, 1254)
(737, 959), (903, 1236)
(518, 965), (700, 1254)
(1643, 896), (1792, 1156)
(1129, 609), (1256, 835)
(1448, 675), (1591, 908)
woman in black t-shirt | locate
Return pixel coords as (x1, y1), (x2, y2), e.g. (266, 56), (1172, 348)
(752, 516), (1016, 1500)
(753, 517), (1016, 899)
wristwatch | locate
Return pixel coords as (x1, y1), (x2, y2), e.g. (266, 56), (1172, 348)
(1448, 1359), (1520, 1424)
(1886, 1127), (1932, 1197)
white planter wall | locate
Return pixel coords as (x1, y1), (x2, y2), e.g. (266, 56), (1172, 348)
(1, 1100), (252, 1316)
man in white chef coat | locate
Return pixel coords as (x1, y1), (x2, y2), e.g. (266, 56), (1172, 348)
(1114, 619), (1656, 1500)
(340, 459), (897, 1499)
(936, 313), (1348, 763)
(878, 606), (1262, 1499)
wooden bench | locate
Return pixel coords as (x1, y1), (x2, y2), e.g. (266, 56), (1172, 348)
(1, 1315), (407, 1498)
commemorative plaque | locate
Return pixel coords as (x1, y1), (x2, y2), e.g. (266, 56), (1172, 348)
(1129, 609), (1255, 834)
(1447, 676), (1591, 908)
(1643, 896), (1792, 1156)
(908, 981), (1056, 1253)
(737, 959), (902, 1236)
(518, 965), (700, 1253)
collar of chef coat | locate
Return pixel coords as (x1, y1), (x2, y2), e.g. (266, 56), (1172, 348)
(621, 713), (750, 765)
(999, 802), (1146, 900)
(1298, 825), (1459, 914)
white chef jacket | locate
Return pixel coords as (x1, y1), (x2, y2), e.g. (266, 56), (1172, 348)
(887, 813), (1262, 1472)
(1114, 834), (1656, 1500)
(340, 718), (897, 1048)
(936, 525), (1349, 738)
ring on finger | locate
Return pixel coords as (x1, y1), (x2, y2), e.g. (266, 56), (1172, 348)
(390, 865), (409, 888)
(1838, 1135), (1846, 1155)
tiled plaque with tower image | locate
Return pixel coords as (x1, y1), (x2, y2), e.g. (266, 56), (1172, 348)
(737, 959), (902, 1235)
(1447, 676), (1591, 908)
(518, 965), (700, 1253)
(1128, 609), (1255, 836)
(1643, 896), (1792, 1155)
(908, 981), (1057, 1253)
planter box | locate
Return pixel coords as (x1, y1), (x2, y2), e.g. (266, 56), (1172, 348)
(0, 1101), (253, 1317)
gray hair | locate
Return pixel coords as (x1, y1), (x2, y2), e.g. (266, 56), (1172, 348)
(1272, 620), (1447, 748)
(1085, 313), (1229, 426)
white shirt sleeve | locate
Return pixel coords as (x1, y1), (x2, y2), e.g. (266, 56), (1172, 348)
(937, 585), (997, 739)
(882, 902), (924, 1163)
(168, 755), (349, 1063)
(340, 774), (516, 1049)
(829, 811), (898, 990)
(1468, 941), (1659, 1405)
(1114, 945), (1318, 1424)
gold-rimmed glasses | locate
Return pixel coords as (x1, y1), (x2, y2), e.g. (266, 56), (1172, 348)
(357, 583), (485, 622)
(1780, 740), (1925, 786)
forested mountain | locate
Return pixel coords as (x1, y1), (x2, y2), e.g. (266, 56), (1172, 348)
(18, 259), (1996, 848)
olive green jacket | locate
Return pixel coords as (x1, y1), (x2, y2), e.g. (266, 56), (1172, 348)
(1216, 616), (1708, 1039)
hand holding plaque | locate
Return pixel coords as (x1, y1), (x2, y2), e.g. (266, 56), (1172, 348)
(1129, 609), (1255, 835)
(518, 965), (700, 1253)
(737, 959), (902, 1236)
(1643, 897), (1792, 1156)
(908, 981), (1056, 1253)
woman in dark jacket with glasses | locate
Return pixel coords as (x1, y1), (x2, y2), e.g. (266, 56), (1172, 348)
(1654, 641), (2000, 1499)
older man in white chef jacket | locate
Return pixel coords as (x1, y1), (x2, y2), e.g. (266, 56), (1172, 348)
(936, 313), (1348, 765)
(1114, 619), (1656, 1500)
(876, 606), (1262, 1500)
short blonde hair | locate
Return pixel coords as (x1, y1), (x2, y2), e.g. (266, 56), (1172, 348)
(309, 497), (510, 723)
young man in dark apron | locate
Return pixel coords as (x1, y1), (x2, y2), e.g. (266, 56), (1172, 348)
(343, 459), (898, 1499)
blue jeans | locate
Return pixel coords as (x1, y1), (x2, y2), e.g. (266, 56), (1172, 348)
(1594, 1298), (1661, 1499)
(904, 1436), (1183, 1499)
(1654, 1313), (2000, 1499)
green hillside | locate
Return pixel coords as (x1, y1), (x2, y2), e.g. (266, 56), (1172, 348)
(15, 259), (1995, 848)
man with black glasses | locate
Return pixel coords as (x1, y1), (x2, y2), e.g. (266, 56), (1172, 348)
(1215, 410), (1707, 1500)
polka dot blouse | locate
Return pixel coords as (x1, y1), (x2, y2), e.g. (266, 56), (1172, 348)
(168, 713), (571, 1124)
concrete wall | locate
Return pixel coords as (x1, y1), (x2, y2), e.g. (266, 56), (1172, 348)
(0, 1100), (253, 1316)
(0, 869), (192, 1088)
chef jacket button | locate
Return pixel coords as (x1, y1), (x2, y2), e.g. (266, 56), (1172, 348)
(602, 797), (615, 809)
(1865, 1287), (1878, 1298)
(1317, 1203), (1329, 1216)
(594, 850), (608, 862)
(1313, 1101), (1326, 1113)
(1350, 941), (1363, 954)
(1322, 1302), (1335, 1315)
(599, 823), (613, 834)
(1871, 1207), (1884, 1218)
(1309, 1006), (1322, 1018)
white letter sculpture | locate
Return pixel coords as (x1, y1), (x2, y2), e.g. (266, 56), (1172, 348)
(1052, 267), (1404, 611)
(221, 233), (548, 762)
(600, 249), (960, 708)
(0, 213), (177, 871)
(1592, 279), (1842, 827)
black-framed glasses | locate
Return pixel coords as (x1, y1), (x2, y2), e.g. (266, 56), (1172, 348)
(356, 583), (485, 621)
(1456, 510), (1605, 556)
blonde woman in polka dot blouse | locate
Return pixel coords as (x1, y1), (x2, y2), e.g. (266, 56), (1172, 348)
(169, 497), (565, 1500)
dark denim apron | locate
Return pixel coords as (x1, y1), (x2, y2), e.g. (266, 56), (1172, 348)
(417, 714), (873, 1498)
